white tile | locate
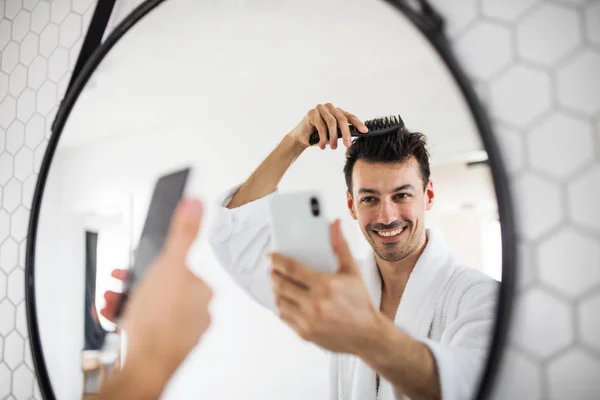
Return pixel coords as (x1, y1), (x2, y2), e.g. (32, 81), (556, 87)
(59, 13), (82, 49)
(4, 0), (22, 20)
(557, 50), (600, 116)
(1, 41), (19, 74)
(27, 56), (47, 91)
(23, 339), (33, 369)
(538, 228), (600, 297)
(10, 206), (29, 242)
(527, 113), (593, 178)
(0, 210), (9, 243)
(50, 0), (70, 24)
(18, 241), (25, 270)
(7, 268), (24, 304)
(490, 348), (541, 400)
(2, 178), (22, 213)
(482, 0), (540, 22)
(0, 153), (14, 184)
(4, 331), (24, 369)
(39, 23), (58, 58)
(33, 139), (47, 173)
(23, 0), (40, 11)
(0, 20), (11, 49)
(490, 64), (552, 127)
(72, 0), (94, 15)
(0, 272), (6, 300)
(0, 363), (11, 398)
(586, 1), (600, 45)
(0, 128), (4, 153)
(579, 293), (600, 352)
(8, 65), (27, 97)
(68, 37), (83, 70)
(36, 81), (57, 116)
(12, 365), (33, 400)
(16, 88), (35, 123)
(455, 21), (513, 81)
(547, 348), (600, 400)
(30, 1), (50, 34)
(568, 164), (600, 232)
(511, 288), (573, 358)
(0, 300), (16, 335)
(48, 47), (69, 83)
(25, 113), (44, 148)
(15, 302), (27, 337)
(19, 32), (38, 66)
(12, 10), (31, 43)
(21, 175), (36, 209)
(0, 238), (18, 273)
(495, 124), (524, 175)
(0, 336), (3, 360)
(57, 73), (69, 99)
(0, 71), (8, 100)
(14, 147), (33, 181)
(0, 96), (17, 130)
(6, 120), (24, 155)
(514, 173), (562, 240)
(428, 0), (477, 38)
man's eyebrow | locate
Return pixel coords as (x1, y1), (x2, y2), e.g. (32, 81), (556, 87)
(357, 184), (414, 194)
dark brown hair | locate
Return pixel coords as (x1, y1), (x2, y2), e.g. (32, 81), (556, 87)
(343, 127), (431, 194)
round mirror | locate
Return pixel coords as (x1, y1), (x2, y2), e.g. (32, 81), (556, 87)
(27, 1), (514, 399)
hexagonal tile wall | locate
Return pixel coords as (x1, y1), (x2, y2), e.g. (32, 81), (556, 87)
(0, 0), (599, 399)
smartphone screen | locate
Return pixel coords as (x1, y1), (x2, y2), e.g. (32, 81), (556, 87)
(114, 167), (190, 318)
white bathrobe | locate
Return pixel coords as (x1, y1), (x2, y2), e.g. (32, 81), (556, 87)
(207, 185), (499, 400)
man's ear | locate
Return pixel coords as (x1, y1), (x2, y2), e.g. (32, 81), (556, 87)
(425, 180), (434, 211)
(346, 191), (357, 220)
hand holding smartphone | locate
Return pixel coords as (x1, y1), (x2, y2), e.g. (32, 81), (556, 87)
(268, 191), (338, 274)
(113, 167), (194, 320)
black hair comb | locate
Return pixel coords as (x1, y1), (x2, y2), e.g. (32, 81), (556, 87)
(308, 115), (405, 146)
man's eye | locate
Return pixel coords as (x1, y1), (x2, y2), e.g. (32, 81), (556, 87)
(396, 193), (410, 199)
(361, 197), (375, 203)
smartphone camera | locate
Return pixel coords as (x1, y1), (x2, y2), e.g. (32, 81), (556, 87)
(310, 197), (320, 217)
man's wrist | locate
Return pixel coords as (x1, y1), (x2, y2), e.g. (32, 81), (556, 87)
(283, 132), (309, 153)
(118, 354), (173, 398)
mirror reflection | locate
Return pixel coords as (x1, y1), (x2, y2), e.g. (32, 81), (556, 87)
(34, 1), (500, 399)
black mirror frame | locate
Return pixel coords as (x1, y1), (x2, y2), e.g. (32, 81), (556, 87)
(25, 1), (516, 399)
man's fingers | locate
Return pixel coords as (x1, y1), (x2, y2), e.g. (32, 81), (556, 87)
(271, 270), (311, 305)
(317, 104), (338, 150)
(308, 108), (328, 150)
(330, 219), (359, 274)
(329, 106), (352, 147)
(343, 111), (368, 133)
(162, 198), (204, 263)
(111, 268), (128, 281)
(100, 290), (122, 322)
(269, 252), (320, 289)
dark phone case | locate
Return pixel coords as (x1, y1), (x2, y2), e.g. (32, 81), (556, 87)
(113, 168), (190, 319)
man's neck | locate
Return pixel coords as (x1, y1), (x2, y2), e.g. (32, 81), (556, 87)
(376, 233), (428, 306)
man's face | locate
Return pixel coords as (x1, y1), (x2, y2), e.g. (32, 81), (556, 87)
(347, 157), (434, 262)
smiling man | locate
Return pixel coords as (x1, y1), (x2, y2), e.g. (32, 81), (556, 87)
(208, 103), (498, 400)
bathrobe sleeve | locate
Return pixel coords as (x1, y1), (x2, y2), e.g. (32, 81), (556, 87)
(407, 273), (499, 400)
(206, 183), (278, 313)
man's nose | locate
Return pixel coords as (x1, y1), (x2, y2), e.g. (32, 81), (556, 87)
(377, 199), (399, 226)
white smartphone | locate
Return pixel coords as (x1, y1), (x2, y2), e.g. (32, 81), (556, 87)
(268, 191), (338, 274)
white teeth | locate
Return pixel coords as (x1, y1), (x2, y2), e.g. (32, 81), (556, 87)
(376, 227), (404, 237)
